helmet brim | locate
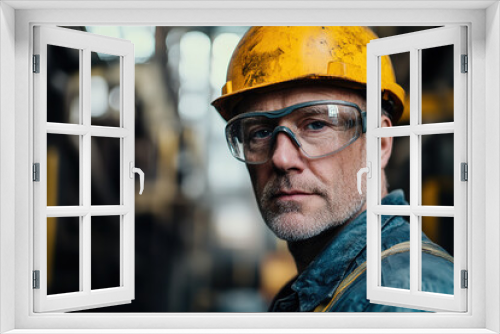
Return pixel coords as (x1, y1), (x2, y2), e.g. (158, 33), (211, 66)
(212, 75), (404, 123)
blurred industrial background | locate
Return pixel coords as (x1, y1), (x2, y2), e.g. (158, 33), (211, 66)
(45, 26), (454, 312)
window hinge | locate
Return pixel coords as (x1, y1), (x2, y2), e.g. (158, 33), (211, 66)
(461, 162), (468, 181)
(461, 54), (468, 73)
(33, 270), (40, 289)
(33, 54), (40, 73)
(33, 163), (40, 182)
(461, 270), (468, 289)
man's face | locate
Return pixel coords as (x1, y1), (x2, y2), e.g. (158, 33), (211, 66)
(237, 85), (368, 242)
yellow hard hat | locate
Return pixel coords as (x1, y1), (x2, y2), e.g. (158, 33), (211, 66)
(212, 26), (405, 122)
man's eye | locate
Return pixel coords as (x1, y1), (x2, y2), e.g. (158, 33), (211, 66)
(249, 128), (272, 140)
(343, 118), (356, 129)
(306, 121), (328, 131)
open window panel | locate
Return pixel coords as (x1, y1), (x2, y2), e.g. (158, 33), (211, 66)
(33, 26), (136, 312)
(365, 26), (467, 312)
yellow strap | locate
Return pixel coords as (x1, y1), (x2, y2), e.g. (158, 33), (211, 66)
(313, 241), (453, 312)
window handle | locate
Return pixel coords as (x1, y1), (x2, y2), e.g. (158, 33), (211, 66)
(129, 162), (144, 195)
(357, 162), (371, 195)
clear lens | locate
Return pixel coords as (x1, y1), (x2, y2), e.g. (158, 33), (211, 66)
(226, 102), (362, 164)
(294, 104), (361, 157)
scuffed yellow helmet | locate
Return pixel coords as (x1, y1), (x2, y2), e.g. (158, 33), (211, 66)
(212, 26), (405, 122)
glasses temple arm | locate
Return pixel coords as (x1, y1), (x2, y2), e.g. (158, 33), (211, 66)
(361, 111), (367, 134)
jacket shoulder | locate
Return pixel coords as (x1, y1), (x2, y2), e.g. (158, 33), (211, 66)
(328, 242), (453, 311)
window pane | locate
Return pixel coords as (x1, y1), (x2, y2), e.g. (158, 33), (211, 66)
(381, 215), (410, 290)
(421, 216), (454, 295)
(47, 217), (80, 295)
(391, 51), (409, 126)
(421, 133), (454, 206)
(91, 215), (121, 290)
(91, 137), (121, 205)
(421, 45), (454, 124)
(91, 52), (121, 127)
(383, 136), (410, 204)
(47, 44), (80, 124)
(381, 52), (409, 127)
(47, 134), (80, 206)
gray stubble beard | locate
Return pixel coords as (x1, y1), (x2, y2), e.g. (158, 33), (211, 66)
(258, 175), (366, 242)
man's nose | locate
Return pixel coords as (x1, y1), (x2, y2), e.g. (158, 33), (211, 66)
(270, 131), (305, 172)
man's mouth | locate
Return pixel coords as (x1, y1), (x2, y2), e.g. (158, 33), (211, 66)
(273, 190), (314, 201)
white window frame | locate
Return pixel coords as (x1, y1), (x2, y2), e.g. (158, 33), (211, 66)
(33, 26), (136, 312)
(0, 1), (498, 333)
(365, 26), (468, 312)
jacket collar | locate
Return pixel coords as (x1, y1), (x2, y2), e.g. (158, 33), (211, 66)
(290, 190), (407, 311)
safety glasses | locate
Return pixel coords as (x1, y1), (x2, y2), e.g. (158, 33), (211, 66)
(225, 100), (367, 164)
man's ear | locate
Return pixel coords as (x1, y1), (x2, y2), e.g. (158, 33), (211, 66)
(380, 115), (393, 169)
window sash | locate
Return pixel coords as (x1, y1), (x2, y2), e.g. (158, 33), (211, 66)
(366, 26), (468, 312)
(33, 26), (136, 313)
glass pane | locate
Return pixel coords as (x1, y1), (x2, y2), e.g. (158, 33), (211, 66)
(47, 44), (80, 124)
(421, 216), (454, 295)
(421, 45), (454, 124)
(383, 136), (410, 204)
(91, 52), (121, 127)
(381, 215), (410, 290)
(421, 133), (454, 206)
(47, 217), (80, 295)
(91, 215), (121, 290)
(91, 137), (121, 205)
(381, 52), (409, 127)
(47, 134), (80, 206)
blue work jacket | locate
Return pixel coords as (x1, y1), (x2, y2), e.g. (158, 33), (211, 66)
(269, 190), (454, 312)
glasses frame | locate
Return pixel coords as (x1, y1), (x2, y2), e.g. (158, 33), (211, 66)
(225, 100), (367, 164)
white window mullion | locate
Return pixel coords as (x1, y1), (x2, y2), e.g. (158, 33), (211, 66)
(78, 45), (85, 298)
(46, 123), (87, 136)
(33, 27), (49, 310)
(46, 123), (130, 138)
(453, 26), (468, 303)
(81, 215), (91, 293)
(120, 216), (124, 287)
(365, 50), (381, 293)
(372, 126), (412, 137)
(374, 205), (455, 217)
(373, 123), (455, 138)
(120, 56), (125, 288)
(79, 48), (84, 209)
(78, 217), (83, 292)
(412, 123), (454, 135)
(373, 205), (411, 215)
(46, 206), (88, 216)
(409, 47), (420, 296)
(90, 126), (130, 138)
(82, 47), (92, 296)
(121, 49), (135, 295)
(413, 206), (455, 217)
(46, 206), (130, 217)
(91, 206), (129, 216)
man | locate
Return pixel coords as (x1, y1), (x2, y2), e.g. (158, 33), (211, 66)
(212, 26), (454, 312)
